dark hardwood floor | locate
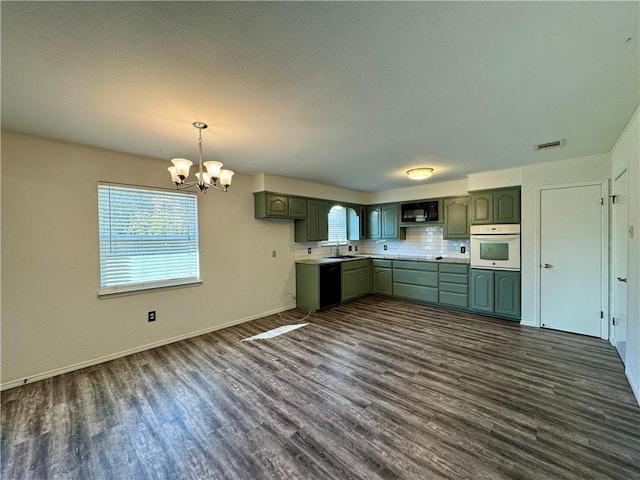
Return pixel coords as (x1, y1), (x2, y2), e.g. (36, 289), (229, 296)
(2, 296), (640, 480)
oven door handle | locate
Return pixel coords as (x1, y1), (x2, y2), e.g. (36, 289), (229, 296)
(470, 234), (520, 241)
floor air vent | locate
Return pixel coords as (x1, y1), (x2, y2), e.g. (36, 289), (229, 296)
(536, 139), (565, 150)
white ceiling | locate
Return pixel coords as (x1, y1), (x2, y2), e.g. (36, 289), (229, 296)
(2, 2), (638, 192)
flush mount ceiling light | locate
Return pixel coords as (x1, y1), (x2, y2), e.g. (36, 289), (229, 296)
(407, 168), (434, 180)
(168, 122), (234, 193)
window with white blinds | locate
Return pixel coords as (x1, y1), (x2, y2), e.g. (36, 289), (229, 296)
(98, 183), (200, 295)
(326, 206), (348, 244)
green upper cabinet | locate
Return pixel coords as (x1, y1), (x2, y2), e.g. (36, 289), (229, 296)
(367, 206), (381, 239)
(470, 187), (520, 225)
(494, 188), (520, 224)
(381, 203), (405, 240)
(289, 197), (308, 219)
(470, 192), (494, 225)
(294, 199), (329, 242)
(443, 196), (470, 239)
(255, 192), (307, 219)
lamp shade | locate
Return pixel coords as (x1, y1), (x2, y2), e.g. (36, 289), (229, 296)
(219, 169), (234, 187)
(407, 168), (434, 180)
(168, 166), (181, 184)
(195, 172), (211, 186)
(171, 158), (193, 178)
(204, 161), (223, 179)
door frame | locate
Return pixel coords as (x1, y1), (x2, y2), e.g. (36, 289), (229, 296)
(610, 168), (628, 352)
(535, 180), (609, 339)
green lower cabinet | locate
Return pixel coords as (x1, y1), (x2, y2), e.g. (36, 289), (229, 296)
(438, 263), (469, 308)
(469, 269), (495, 313)
(341, 259), (371, 303)
(470, 268), (521, 320)
(372, 267), (392, 295)
(392, 260), (438, 303)
(495, 271), (521, 319)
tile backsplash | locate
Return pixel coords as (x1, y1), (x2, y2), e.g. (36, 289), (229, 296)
(294, 226), (470, 260)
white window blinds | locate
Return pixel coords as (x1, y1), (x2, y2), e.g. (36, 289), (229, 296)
(327, 206), (347, 243)
(98, 184), (200, 294)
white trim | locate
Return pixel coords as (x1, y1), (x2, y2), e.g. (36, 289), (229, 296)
(0, 304), (296, 391)
(535, 180), (609, 339)
(611, 104), (640, 155)
(627, 365), (640, 406)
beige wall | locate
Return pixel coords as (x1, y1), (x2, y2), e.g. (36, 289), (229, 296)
(1, 132), (297, 388)
(256, 173), (370, 204)
(611, 108), (640, 402)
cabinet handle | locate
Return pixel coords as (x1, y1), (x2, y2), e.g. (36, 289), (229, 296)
(617, 277), (627, 283)
(542, 263), (553, 269)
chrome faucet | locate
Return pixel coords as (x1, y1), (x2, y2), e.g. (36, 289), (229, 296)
(335, 242), (341, 257)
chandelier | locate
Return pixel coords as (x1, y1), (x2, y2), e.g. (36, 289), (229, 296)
(168, 122), (234, 193)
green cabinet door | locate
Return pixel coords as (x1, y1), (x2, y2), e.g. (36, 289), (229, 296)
(307, 199), (319, 240)
(470, 269), (495, 313)
(494, 188), (520, 224)
(357, 267), (371, 296)
(341, 269), (359, 302)
(470, 192), (493, 225)
(288, 197), (307, 218)
(367, 206), (381, 239)
(372, 267), (392, 295)
(495, 271), (521, 318)
(318, 201), (329, 241)
(380, 203), (405, 239)
(267, 194), (289, 216)
(443, 196), (470, 239)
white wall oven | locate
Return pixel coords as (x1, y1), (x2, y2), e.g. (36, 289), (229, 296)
(470, 224), (521, 271)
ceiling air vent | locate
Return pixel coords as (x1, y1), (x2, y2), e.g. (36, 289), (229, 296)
(535, 139), (565, 151)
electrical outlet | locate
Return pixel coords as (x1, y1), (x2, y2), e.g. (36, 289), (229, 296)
(272, 250), (277, 258)
(383, 245), (388, 251)
(355, 245), (358, 251)
(148, 311), (156, 322)
(307, 248), (312, 254)
(461, 246), (466, 254)
(348, 245), (353, 252)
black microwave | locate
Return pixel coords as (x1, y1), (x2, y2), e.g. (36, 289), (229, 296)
(401, 200), (439, 223)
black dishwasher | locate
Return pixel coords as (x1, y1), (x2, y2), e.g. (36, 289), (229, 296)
(319, 263), (341, 309)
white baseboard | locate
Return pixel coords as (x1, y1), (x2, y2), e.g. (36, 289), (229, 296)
(1, 304), (295, 391)
(627, 365), (640, 406)
(519, 320), (538, 328)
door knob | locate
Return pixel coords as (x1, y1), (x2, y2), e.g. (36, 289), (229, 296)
(542, 263), (553, 269)
(617, 277), (627, 283)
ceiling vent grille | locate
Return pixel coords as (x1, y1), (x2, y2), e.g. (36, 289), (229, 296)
(536, 139), (565, 150)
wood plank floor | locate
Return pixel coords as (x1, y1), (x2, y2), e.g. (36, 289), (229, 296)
(2, 296), (640, 480)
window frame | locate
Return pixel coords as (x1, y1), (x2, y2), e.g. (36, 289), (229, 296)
(97, 182), (202, 298)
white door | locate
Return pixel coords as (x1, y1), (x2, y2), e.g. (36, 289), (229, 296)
(540, 184), (604, 337)
(612, 170), (628, 362)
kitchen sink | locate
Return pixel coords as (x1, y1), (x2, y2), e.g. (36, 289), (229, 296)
(326, 255), (359, 259)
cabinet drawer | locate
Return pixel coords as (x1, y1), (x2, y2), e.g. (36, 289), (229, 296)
(439, 291), (468, 308)
(372, 259), (392, 268)
(393, 283), (438, 303)
(438, 282), (468, 295)
(392, 260), (438, 272)
(341, 259), (370, 271)
(393, 269), (438, 287)
(438, 263), (469, 275)
(439, 272), (468, 285)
